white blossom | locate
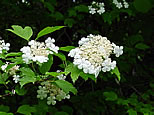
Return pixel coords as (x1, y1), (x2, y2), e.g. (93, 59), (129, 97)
(88, 1), (105, 15)
(68, 48), (81, 58)
(37, 86), (48, 100)
(37, 81), (71, 105)
(56, 70), (66, 80)
(47, 96), (56, 105)
(88, 7), (96, 14)
(20, 46), (31, 54)
(9, 65), (20, 75)
(113, 0), (129, 9)
(32, 56), (48, 63)
(1, 62), (9, 71)
(123, 1), (129, 8)
(102, 58), (116, 72)
(97, 7), (105, 15)
(116, 3), (123, 9)
(69, 34), (123, 77)
(0, 40), (10, 53)
(113, 45), (123, 57)
(20, 38), (59, 64)
(1, 62), (20, 75)
(13, 75), (20, 83)
(78, 37), (90, 46)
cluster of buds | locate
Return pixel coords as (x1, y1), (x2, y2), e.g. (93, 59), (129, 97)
(88, 1), (105, 15)
(20, 37), (59, 64)
(113, 0), (129, 9)
(1, 62), (20, 83)
(0, 38), (10, 53)
(68, 34), (123, 78)
(56, 70), (66, 80)
(37, 81), (70, 105)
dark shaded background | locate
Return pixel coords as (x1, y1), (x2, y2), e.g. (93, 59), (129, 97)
(0, 0), (154, 114)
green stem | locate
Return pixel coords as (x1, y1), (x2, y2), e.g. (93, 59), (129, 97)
(32, 62), (36, 73)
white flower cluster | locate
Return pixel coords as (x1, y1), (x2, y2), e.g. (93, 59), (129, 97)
(20, 37), (59, 64)
(37, 81), (70, 105)
(21, 0), (28, 3)
(1, 62), (20, 83)
(56, 70), (66, 80)
(0, 39), (10, 53)
(88, 1), (105, 15)
(68, 34), (123, 78)
(113, 0), (129, 9)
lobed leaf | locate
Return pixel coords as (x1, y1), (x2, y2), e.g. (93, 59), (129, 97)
(6, 25), (33, 41)
(19, 67), (36, 87)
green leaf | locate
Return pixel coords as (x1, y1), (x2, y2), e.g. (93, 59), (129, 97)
(135, 43), (150, 50)
(68, 9), (77, 17)
(111, 67), (121, 81)
(64, 63), (73, 76)
(19, 67), (36, 87)
(54, 112), (69, 115)
(17, 105), (36, 115)
(117, 98), (129, 106)
(0, 73), (9, 84)
(133, 0), (152, 13)
(0, 60), (3, 67)
(143, 113), (149, 115)
(64, 63), (81, 83)
(59, 46), (76, 52)
(65, 63), (96, 82)
(44, 2), (55, 13)
(70, 65), (81, 83)
(61, 105), (73, 115)
(36, 26), (64, 40)
(86, 74), (97, 81)
(33, 100), (49, 114)
(75, 5), (88, 13)
(15, 85), (27, 96)
(0, 112), (13, 115)
(5, 52), (22, 57)
(0, 53), (5, 59)
(46, 72), (66, 77)
(54, 12), (64, 21)
(129, 34), (144, 45)
(54, 52), (66, 61)
(0, 105), (10, 112)
(7, 57), (24, 64)
(103, 91), (118, 101)
(150, 83), (154, 88)
(6, 63), (16, 71)
(55, 80), (77, 94)
(64, 18), (76, 28)
(79, 72), (97, 81)
(79, 72), (88, 81)
(39, 55), (53, 74)
(103, 13), (112, 25)
(127, 109), (137, 115)
(6, 25), (33, 41)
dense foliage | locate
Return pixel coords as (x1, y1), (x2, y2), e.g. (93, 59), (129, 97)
(0, 0), (154, 115)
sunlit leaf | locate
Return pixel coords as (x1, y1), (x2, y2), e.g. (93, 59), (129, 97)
(6, 25), (33, 41)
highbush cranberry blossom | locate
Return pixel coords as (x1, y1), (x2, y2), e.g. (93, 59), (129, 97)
(0, 39), (10, 53)
(88, 1), (105, 15)
(113, 0), (129, 9)
(1, 62), (20, 83)
(37, 81), (70, 105)
(68, 34), (123, 78)
(20, 37), (59, 64)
